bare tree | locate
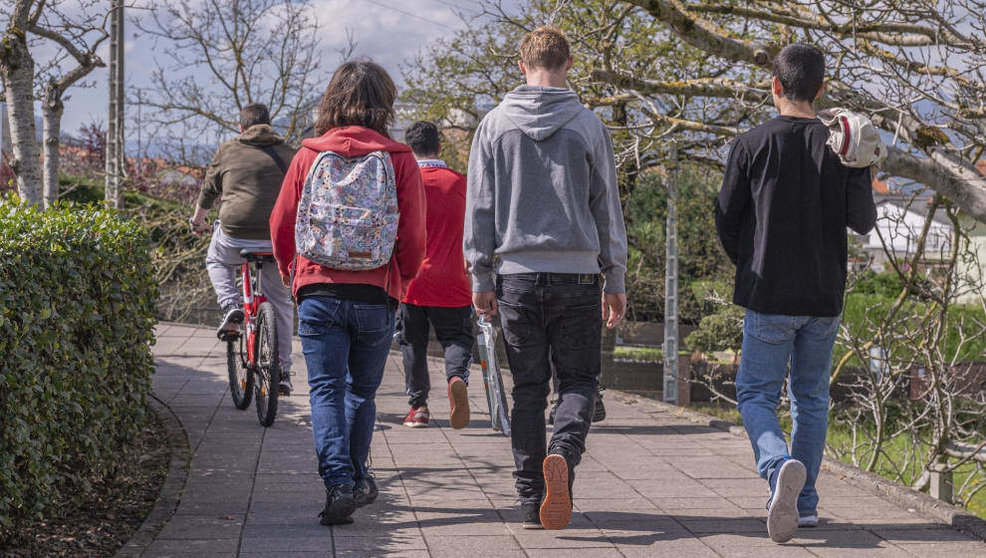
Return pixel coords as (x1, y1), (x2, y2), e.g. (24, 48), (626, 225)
(134, 0), (326, 145)
(599, 0), (986, 223)
(1, 2), (43, 204)
(2, 1), (110, 207)
(35, 2), (109, 207)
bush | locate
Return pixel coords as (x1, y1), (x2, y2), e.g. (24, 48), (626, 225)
(838, 293), (986, 365)
(686, 305), (745, 354)
(0, 198), (158, 534)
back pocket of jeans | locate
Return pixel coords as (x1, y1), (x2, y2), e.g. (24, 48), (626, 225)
(297, 298), (342, 336)
(558, 305), (601, 349)
(752, 312), (795, 345)
(354, 304), (391, 334)
(497, 300), (533, 347)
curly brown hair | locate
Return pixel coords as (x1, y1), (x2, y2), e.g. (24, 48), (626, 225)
(314, 59), (397, 137)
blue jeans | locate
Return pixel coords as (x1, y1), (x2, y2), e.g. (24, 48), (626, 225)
(298, 296), (395, 489)
(735, 309), (840, 516)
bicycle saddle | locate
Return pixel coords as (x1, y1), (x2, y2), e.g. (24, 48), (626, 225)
(239, 249), (276, 262)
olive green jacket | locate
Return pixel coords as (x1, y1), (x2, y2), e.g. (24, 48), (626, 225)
(196, 124), (297, 240)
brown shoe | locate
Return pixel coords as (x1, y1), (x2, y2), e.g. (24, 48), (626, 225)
(448, 376), (470, 429)
(539, 454), (572, 530)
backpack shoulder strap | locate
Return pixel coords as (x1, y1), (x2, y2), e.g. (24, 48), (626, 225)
(259, 144), (289, 175)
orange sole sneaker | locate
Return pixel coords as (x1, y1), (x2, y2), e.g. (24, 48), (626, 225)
(539, 454), (572, 530)
(448, 377), (470, 429)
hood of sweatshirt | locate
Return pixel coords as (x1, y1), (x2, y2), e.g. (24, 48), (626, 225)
(500, 85), (585, 142)
(238, 124), (285, 146)
(301, 125), (411, 157)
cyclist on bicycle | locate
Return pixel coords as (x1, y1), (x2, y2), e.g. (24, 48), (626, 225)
(189, 103), (298, 396)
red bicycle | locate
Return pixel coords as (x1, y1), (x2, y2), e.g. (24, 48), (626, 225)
(220, 249), (281, 427)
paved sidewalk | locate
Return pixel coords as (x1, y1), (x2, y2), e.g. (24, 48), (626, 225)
(143, 323), (986, 557)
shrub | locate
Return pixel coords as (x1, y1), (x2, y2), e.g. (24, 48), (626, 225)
(0, 198), (158, 534)
(837, 293), (986, 366)
(686, 304), (745, 355)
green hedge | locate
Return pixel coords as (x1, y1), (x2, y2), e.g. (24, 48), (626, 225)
(0, 199), (158, 532)
(837, 293), (986, 365)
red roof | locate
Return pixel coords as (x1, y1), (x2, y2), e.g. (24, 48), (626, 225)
(872, 176), (890, 194)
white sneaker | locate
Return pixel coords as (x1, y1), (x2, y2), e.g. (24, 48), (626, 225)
(767, 459), (807, 543)
(798, 514), (818, 528)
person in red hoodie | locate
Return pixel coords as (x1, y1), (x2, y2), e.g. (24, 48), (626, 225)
(395, 121), (474, 430)
(269, 60), (426, 526)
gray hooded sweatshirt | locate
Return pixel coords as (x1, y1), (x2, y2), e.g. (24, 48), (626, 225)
(464, 85), (628, 293)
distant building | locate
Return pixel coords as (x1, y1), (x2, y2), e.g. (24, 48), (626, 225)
(861, 194), (954, 270)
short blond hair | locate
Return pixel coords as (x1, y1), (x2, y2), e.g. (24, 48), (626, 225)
(519, 26), (571, 70)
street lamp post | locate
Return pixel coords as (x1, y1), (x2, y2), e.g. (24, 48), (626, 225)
(105, 0), (125, 209)
(663, 141), (679, 404)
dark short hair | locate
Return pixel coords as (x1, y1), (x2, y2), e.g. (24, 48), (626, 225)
(315, 59), (397, 137)
(405, 121), (441, 157)
(771, 44), (825, 103)
(240, 103), (271, 129)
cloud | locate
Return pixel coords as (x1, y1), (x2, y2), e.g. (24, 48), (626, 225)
(60, 0), (474, 139)
(310, 0), (465, 78)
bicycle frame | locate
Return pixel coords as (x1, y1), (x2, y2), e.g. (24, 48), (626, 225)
(240, 259), (269, 367)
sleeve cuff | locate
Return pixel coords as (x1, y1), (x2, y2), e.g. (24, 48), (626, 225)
(603, 272), (625, 294)
(471, 272), (495, 293)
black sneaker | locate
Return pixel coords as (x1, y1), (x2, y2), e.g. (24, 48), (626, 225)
(216, 304), (244, 338)
(593, 390), (606, 423)
(521, 501), (543, 529)
(278, 370), (293, 397)
(319, 484), (356, 526)
(354, 474), (378, 508)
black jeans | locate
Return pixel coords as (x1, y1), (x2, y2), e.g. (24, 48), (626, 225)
(395, 303), (475, 408)
(496, 273), (601, 503)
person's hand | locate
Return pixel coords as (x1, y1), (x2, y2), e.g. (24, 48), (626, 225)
(473, 291), (498, 322)
(281, 274), (291, 288)
(188, 217), (211, 237)
(602, 292), (627, 329)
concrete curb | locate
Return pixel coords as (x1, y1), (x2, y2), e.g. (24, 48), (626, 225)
(609, 390), (986, 543)
(114, 395), (192, 558)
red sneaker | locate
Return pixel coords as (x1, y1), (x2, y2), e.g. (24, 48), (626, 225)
(403, 407), (429, 428)
(448, 376), (470, 430)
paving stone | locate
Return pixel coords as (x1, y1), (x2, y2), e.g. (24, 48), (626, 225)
(155, 514), (244, 540)
(148, 324), (986, 557)
(142, 538), (239, 557)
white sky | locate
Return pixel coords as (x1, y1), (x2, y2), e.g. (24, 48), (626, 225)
(59, 0), (507, 138)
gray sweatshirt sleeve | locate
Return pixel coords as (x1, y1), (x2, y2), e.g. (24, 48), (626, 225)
(590, 127), (628, 293)
(464, 121), (497, 292)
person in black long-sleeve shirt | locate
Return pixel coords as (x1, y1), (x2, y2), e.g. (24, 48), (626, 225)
(715, 44), (876, 544)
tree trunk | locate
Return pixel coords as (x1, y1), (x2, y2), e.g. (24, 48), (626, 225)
(1, 30), (42, 205)
(41, 99), (64, 209)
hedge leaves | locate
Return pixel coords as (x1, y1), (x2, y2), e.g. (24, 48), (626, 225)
(0, 198), (158, 531)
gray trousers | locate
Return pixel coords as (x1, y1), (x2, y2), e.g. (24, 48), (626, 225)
(206, 222), (294, 371)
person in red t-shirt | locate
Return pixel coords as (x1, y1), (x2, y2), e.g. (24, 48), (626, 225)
(396, 121), (475, 430)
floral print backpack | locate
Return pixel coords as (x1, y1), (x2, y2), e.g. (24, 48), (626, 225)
(294, 150), (399, 270)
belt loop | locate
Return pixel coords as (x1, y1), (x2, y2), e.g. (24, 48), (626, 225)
(579, 274), (593, 285)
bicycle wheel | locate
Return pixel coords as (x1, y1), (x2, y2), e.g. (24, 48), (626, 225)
(254, 301), (280, 427)
(227, 332), (253, 410)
